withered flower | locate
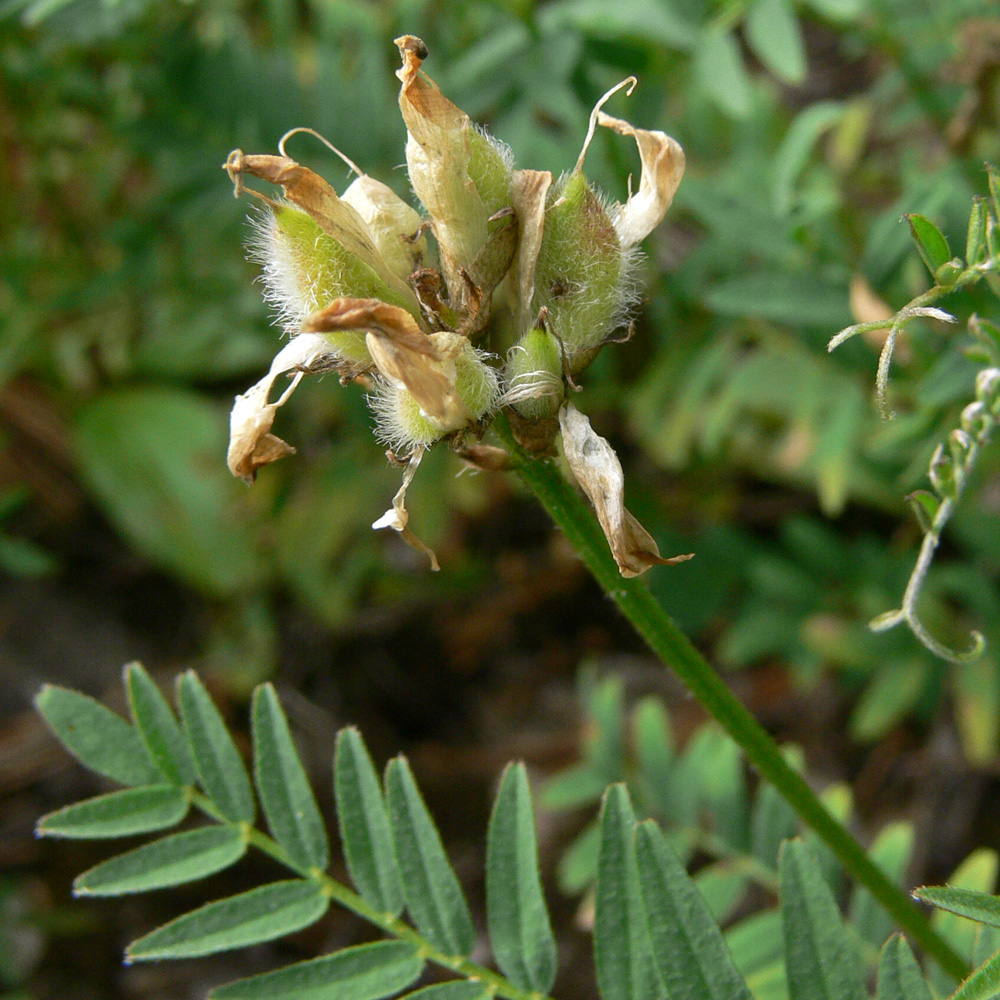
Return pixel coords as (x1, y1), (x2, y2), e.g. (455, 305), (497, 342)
(225, 37), (686, 574)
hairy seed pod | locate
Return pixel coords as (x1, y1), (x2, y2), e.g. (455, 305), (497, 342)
(532, 172), (634, 374)
(504, 327), (565, 420)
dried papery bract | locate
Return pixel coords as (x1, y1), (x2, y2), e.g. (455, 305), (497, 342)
(395, 35), (512, 315)
(559, 404), (693, 577)
(595, 112), (685, 249)
(228, 333), (335, 483)
(371, 447), (440, 571)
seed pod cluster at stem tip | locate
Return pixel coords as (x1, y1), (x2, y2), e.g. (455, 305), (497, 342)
(224, 35), (687, 575)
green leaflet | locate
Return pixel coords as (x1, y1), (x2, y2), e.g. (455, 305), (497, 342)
(209, 939), (424, 1000)
(126, 662), (196, 786)
(906, 214), (952, 275)
(401, 983), (490, 1000)
(951, 950), (1000, 1000)
(752, 783), (799, 871)
(779, 839), (867, 1000)
(485, 762), (556, 994)
(333, 728), (403, 917)
(252, 684), (329, 873)
(37, 785), (189, 839)
(636, 820), (753, 1000)
(916, 886), (1000, 929)
(849, 823), (913, 950)
(744, 0), (807, 85)
(594, 785), (662, 1000)
(876, 935), (933, 1000)
(35, 684), (160, 787)
(178, 671), (255, 824)
(693, 30), (752, 119)
(74, 825), (246, 896)
(385, 756), (475, 957)
(126, 879), (329, 961)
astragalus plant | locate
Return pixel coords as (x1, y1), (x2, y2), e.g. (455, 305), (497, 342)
(224, 34), (687, 577)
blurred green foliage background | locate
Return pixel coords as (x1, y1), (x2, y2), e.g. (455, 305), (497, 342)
(4, 0), (1000, 740)
(3, 0), (1000, 815)
(3, 0), (1000, 995)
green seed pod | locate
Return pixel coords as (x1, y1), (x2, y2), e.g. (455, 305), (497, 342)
(533, 172), (634, 373)
(254, 203), (423, 365)
(468, 128), (514, 222)
(928, 442), (956, 498)
(934, 258), (963, 287)
(504, 327), (565, 420)
(370, 336), (500, 452)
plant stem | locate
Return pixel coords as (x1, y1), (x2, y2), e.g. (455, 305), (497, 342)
(496, 417), (968, 980)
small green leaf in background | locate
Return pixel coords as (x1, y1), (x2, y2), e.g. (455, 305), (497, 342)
(967, 197), (987, 264)
(876, 935), (933, 1000)
(906, 214), (953, 275)
(74, 825), (246, 896)
(35, 684), (160, 787)
(252, 684), (329, 873)
(485, 762), (557, 994)
(37, 785), (189, 839)
(745, 0), (807, 85)
(178, 671), (255, 825)
(632, 696), (675, 814)
(752, 783), (799, 871)
(906, 491), (940, 534)
(334, 728), (404, 917)
(385, 756), (475, 958)
(594, 785), (662, 1000)
(126, 880), (329, 961)
(209, 940), (424, 1000)
(916, 885), (1000, 928)
(126, 662), (196, 787)
(636, 820), (753, 1000)
(955, 657), (1000, 768)
(694, 30), (752, 119)
(73, 387), (263, 598)
(779, 839), (866, 1000)
(849, 822), (913, 951)
(772, 102), (844, 216)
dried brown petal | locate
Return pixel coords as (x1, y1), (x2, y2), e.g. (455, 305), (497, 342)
(372, 446), (440, 570)
(510, 169), (553, 329)
(303, 297), (466, 429)
(228, 333), (333, 483)
(395, 35), (488, 308)
(224, 149), (419, 314)
(559, 404), (693, 577)
(595, 112), (685, 249)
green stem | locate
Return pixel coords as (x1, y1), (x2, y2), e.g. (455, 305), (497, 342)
(190, 791), (548, 1000)
(496, 417), (968, 980)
